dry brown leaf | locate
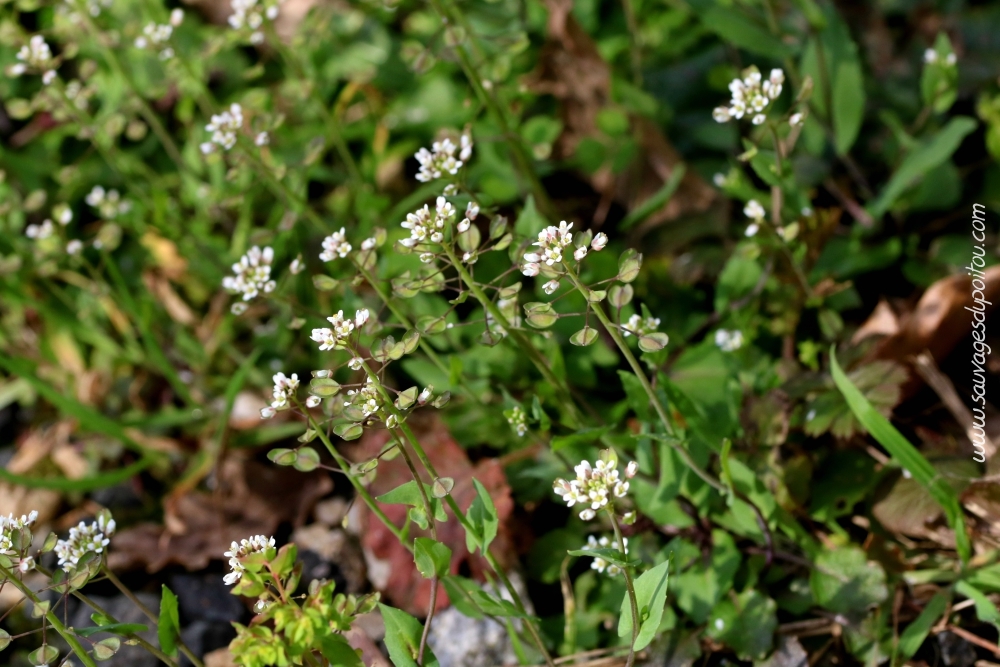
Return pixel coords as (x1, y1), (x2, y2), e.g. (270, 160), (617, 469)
(140, 232), (188, 280)
(857, 266), (1000, 397)
(525, 0), (715, 229)
(346, 414), (514, 617)
(204, 647), (237, 667)
(143, 271), (196, 326)
(108, 452), (332, 572)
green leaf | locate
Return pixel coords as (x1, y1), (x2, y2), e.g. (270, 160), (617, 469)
(465, 479), (499, 554)
(377, 481), (424, 506)
(894, 592), (948, 666)
(618, 557), (671, 651)
(468, 590), (529, 618)
(414, 538), (452, 579)
(514, 195), (547, 238)
(868, 117), (978, 218)
(379, 603), (440, 667)
(568, 548), (635, 569)
(75, 623), (149, 637)
(318, 634), (365, 666)
(699, 7), (795, 59)
(619, 164), (686, 231)
(93, 637), (121, 661)
(158, 584), (181, 657)
(705, 589), (778, 660)
(955, 581), (1000, 629)
(831, 348), (971, 562)
(810, 545), (888, 614)
(442, 576), (485, 619)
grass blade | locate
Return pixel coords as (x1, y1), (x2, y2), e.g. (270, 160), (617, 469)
(830, 348), (970, 563)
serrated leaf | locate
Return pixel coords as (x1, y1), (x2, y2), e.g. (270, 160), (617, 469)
(810, 545), (887, 614)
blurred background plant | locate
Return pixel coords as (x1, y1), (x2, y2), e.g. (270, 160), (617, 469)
(2, 0), (1000, 664)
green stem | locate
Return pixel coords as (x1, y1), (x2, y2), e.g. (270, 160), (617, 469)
(440, 244), (583, 427)
(299, 401), (407, 545)
(608, 511), (639, 667)
(427, 0), (555, 218)
(101, 566), (205, 667)
(0, 565), (98, 667)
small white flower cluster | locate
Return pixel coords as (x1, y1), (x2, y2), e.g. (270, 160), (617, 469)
(135, 10), (183, 60)
(415, 134), (473, 182)
(224, 534), (275, 585)
(924, 49), (957, 66)
(714, 329), (744, 352)
(320, 228), (352, 261)
(400, 197), (456, 250)
(345, 376), (384, 421)
(310, 308), (369, 351)
(0, 511), (38, 558)
(201, 104), (244, 154)
(743, 199), (765, 237)
(55, 515), (115, 572)
(522, 225), (608, 278)
(582, 535), (628, 576)
(11, 36), (54, 81)
(86, 186), (132, 219)
(260, 372), (299, 419)
(223, 246), (277, 311)
(228, 0), (282, 44)
(25, 219), (55, 240)
(713, 67), (784, 126)
(622, 314), (661, 338)
(507, 406), (527, 437)
(553, 457), (637, 521)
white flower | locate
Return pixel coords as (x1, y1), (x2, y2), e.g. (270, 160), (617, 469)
(170, 8), (185, 25)
(229, 0), (282, 43)
(255, 131), (269, 146)
(305, 395), (321, 408)
(744, 199), (765, 221)
(591, 232), (608, 251)
(542, 279), (559, 295)
(745, 224), (760, 238)
(625, 461), (637, 478)
(507, 406), (527, 437)
(582, 535), (628, 575)
(223, 246), (276, 302)
(320, 228), (352, 261)
(400, 198), (455, 249)
(223, 534), (275, 585)
(714, 66), (783, 123)
(554, 455), (635, 517)
(945, 52), (957, 66)
(66, 239), (84, 255)
(289, 256), (304, 274)
(260, 406), (276, 419)
(348, 357), (363, 370)
(385, 414), (398, 428)
(414, 135), (469, 182)
(466, 201), (479, 220)
(355, 309), (369, 327)
(522, 262), (540, 277)
(715, 329), (744, 352)
(361, 237), (377, 250)
(622, 314), (660, 338)
(579, 509), (596, 521)
(574, 246), (588, 261)
(14, 35), (53, 75)
(26, 220), (54, 240)
(54, 204), (72, 225)
(86, 186), (131, 219)
(269, 372), (299, 410)
(924, 48), (938, 64)
(526, 221), (573, 268)
(42, 70), (56, 85)
(205, 104), (244, 152)
(789, 113), (803, 126)
(418, 387), (433, 404)
(457, 218), (471, 233)
(54, 516), (115, 572)
(18, 556), (35, 573)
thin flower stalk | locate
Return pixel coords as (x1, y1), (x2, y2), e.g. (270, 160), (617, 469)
(609, 510), (639, 667)
(0, 563), (99, 667)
